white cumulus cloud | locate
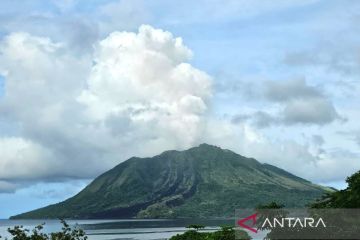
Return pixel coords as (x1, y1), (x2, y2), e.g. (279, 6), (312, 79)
(0, 25), (212, 188)
(0, 137), (56, 181)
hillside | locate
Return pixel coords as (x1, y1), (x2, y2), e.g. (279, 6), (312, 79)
(11, 144), (328, 219)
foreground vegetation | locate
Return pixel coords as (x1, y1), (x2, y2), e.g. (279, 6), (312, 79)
(169, 225), (250, 240)
(0, 220), (87, 240)
(0, 221), (249, 240)
(311, 170), (360, 208)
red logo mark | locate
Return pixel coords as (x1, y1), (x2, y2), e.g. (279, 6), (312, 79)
(237, 213), (258, 233)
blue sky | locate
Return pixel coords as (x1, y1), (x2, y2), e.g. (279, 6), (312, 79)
(0, 75), (4, 97)
(0, 0), (359, 218)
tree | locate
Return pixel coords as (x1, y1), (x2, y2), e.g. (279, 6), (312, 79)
(312, 170), (360, 208)
(186, 224), (205, 231)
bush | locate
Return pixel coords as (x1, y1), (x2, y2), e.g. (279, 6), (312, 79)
(0, 220), (87, 240)
(170, 224), (251, 240)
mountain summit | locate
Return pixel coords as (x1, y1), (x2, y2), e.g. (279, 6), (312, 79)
(11, 144), (327, 219)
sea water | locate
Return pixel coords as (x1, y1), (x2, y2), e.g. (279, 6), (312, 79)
(0, 219), (233, 240)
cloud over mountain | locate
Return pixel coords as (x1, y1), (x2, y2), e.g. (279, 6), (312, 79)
(0, 25), (212, 191)
(0, 24), (358, 195)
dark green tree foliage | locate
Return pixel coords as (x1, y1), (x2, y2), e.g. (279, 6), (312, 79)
(170, 225), (250, 240)
(312, 170), (360, 208)
(0, 220), (87, 240)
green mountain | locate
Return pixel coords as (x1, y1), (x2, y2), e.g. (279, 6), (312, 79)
(11, 144), (329, 219)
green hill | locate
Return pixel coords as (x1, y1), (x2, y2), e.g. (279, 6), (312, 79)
(11, 144), (328, 219)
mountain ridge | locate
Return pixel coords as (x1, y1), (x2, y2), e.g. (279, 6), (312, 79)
(11, 143), (328, 219)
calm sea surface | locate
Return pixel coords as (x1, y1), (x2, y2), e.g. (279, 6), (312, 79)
(0, 219), (235, 240)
